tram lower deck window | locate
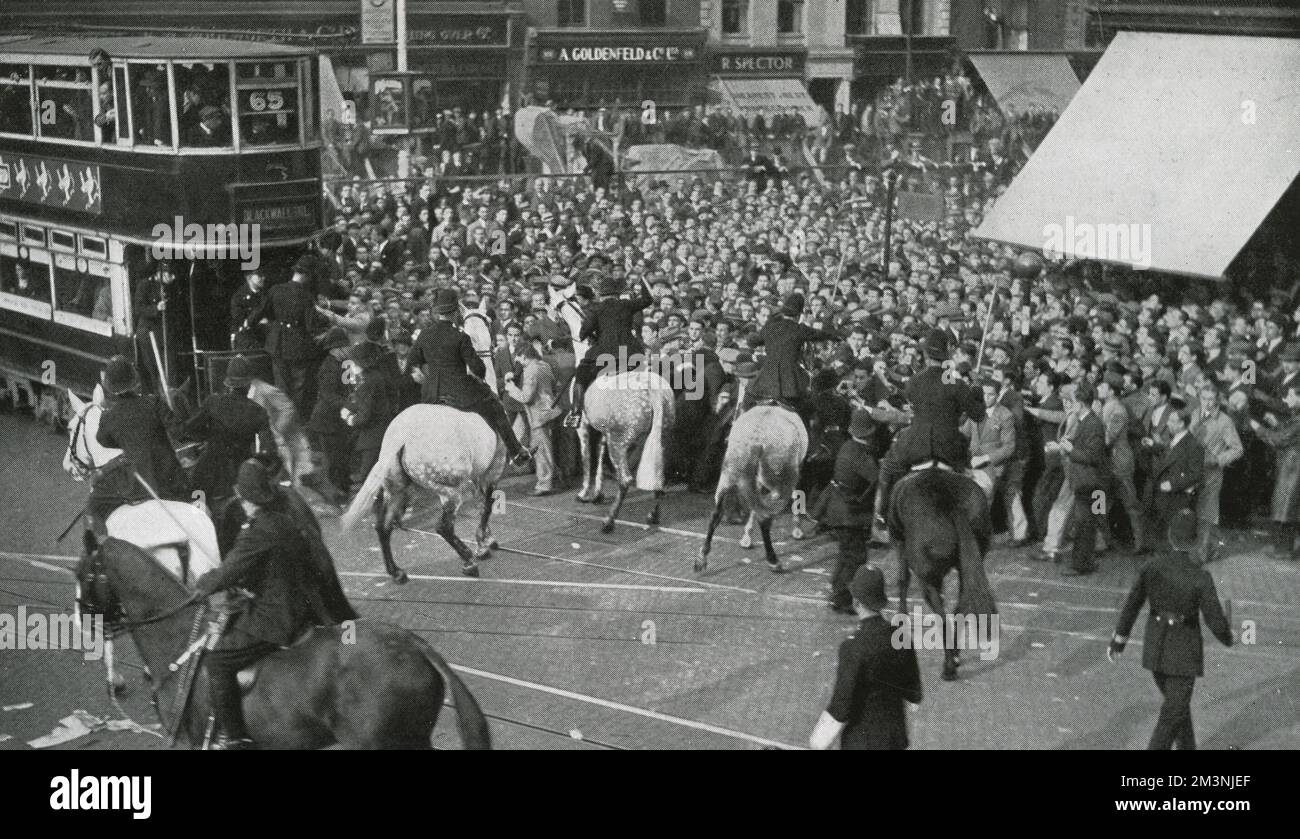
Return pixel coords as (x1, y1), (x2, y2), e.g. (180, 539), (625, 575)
(0, 254), (52, 305)
(54, 263), (111, 323)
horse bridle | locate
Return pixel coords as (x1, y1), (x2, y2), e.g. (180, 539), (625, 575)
(68, 408), (99, 478)
(78, 544), (200, 633)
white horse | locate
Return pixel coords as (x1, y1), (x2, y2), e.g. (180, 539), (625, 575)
(548, 278), (588, 405)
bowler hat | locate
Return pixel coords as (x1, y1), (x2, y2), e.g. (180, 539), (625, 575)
(782, 292), (805, 317)
(733, 360), (759, 379)
(1168, 508), (1198, 553)
(234, 458), (278, 506)
(351, 341), (382, 370)
(101, 356), (140, 396)
(432, 289), (460, 316)
(224, 355), (253, 389)
(320, 326), (350, 350)
(848, 565), (888, 611)
(849, 408), (874, 441)
(365, 317), (388, 343)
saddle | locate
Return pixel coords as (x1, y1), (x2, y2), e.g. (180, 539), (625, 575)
(233, 628), (318, 694)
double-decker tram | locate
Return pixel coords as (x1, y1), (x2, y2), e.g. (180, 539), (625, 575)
(0, 34), (323, 411)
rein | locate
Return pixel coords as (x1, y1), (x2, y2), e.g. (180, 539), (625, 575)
(110, 592), (202, 633)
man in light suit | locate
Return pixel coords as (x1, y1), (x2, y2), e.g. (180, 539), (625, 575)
(506, 343), (560, 495)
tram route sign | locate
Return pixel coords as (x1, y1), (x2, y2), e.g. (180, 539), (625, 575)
(235, 197), (320, 235)
(0, 153), (102, 215)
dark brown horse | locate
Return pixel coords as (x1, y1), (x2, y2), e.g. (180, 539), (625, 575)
(888, 469), (998, 681)
(76, 532), (490, 749)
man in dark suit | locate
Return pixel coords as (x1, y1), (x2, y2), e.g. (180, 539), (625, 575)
(249, 258), (321, 418)
(343, 341), (398, 480)
(810, 566), (922, 750)
(183, 360), (273, 508)
(1109, 509), (1234, 749)
(1061, 381), (1108, 576)
(131, 261), (178, 391)
(407, 289), (530, 466)
(564, 273), (654, 427)
(751, 293), (838, 414)
(1148, 399), (1205, 548)
(307, 328), (354, 497)
(198, 459), (319, 749)
(742, 144), (775, 192)
(813, 410), (880, 614)
(874, 330), (985, 524)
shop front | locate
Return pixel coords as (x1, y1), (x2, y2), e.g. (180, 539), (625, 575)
(528, 29), (708, 111)
(707, 47), (821, 127)
(847, 34), (958, 102)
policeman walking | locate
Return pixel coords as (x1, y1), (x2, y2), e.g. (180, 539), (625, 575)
(813, 409), (880, 614)
(250, 257), (320, 417)
(1108, 509), (1234, 750)
(810, 566), (923, 750)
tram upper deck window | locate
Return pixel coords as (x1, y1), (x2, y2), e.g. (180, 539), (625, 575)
(176, 62), (232, 148)
(34, 65), (94, 142)
(236, 60), (300, 147)
(0, 64), (33, 136)
(131, 64), (173, 147)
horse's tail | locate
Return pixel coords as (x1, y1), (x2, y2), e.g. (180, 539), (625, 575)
(416, 643), (491, 750)
(340, 443), (402, 532)
(953, 510), (997, 617)
(635, 386), (667, 491)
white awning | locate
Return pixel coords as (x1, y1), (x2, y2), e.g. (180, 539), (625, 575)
(973, 32), (1300, 280)
(968, 52), (1080, 115)
(714, 77), (823, 128)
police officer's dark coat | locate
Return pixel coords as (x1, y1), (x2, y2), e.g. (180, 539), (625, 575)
(752, 315), (837, 402)
(308, 353), (350, 435)
(815, 438), (879, 530)
(1114, 552), (1233, 677)
(407, 320), (495, 409)
(252, 279), (319, 362)
(196, 509), (317, 647)
(184, 392), (273, 502)
(828, 615), (923, 750)
(893, 365), (985, 467)
(96, 393), (188, 501)
(579, 286), (652, 363)
(131, 275), (168, 339)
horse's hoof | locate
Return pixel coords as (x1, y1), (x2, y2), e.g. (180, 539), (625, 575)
(791, 526), (804, 540)
(592, 493), (605, 505)
(488, 539), (499, 550)
(107, 676), (126, 697)
(767, 560), (785, 574)
(474, 546), (491, 560)
(600, 520), (615, 535)
(739, 534), (753, 549)
(576, 492), (591, 504)
(461, 563), (480, 578)
(646, 512), (659, 526)
(694, 558), (707, 573)
(392, 570), (409, 585)
(941, 668), (958, 682)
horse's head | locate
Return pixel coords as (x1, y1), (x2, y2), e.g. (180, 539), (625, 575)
(63, 388), (121, 481)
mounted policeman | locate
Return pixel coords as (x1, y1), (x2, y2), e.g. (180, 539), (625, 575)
(564, 271), (654, 428)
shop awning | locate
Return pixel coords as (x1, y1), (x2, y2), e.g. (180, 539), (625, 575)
(713, 77), (822, 127)
(967, 52), (1080, 115)
(973, 32), (1300, 280)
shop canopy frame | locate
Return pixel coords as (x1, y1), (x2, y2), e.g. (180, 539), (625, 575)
(966, 51), (1081, 116)
(973, 32), (1300, 281)
(711, 77), (823, 128)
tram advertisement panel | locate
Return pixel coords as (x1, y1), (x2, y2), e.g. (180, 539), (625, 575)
(0, 152), (102, 215)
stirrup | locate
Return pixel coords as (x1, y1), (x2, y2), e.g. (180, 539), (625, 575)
(562, 412), (582, 428)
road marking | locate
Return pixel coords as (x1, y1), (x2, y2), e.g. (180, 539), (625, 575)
(504, 499), (790, 547)
(496, 545), (761, 595)
(450, 663), (803, 750)
(0, 551), (77, 576)
(338, 570), (708, 594)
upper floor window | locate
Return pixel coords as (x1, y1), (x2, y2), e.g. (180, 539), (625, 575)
(722, 0), (749, 35)
(846, 0), (871, 36)
(777, 0), (804, 35)
(640, 0), (667, 27)
(558, 0), (586, 28)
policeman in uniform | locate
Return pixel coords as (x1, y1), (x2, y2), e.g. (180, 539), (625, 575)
(874, 330), (985, 527)
(564, 272), (654, 428)
(407, 289), (531, 466)
(750, 293), (838, 420)
(249, 258), (320, 418)
(308, 327), (355, 497)
(94, 356), (188, 508)
(131, 261), (178, 390)
(1108, 509), (1233, 750)
(229, 270), (267, 351)
(813, 409), (880, 614)
(810, 565), (923, 750)
(197, 459), (320, 749)
(183, 359), (274, 508)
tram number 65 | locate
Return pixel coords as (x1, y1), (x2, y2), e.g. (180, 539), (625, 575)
(248, 90), (285, 112)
